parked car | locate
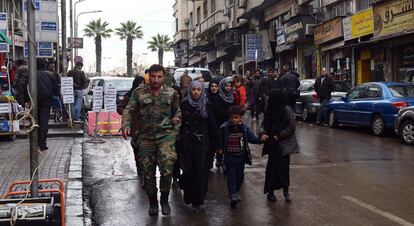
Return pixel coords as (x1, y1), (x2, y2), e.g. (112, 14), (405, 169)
(295, 79), (351, 121)
(399, 67), (414, 84)
(83, 77), (134, 111)
(394, 106), (414, 145)
(173, 67), (212, 88)
(325, 82), (414, 136)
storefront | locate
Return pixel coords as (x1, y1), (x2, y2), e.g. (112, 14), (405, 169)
(343, 8), (375, 84)
(314, 17), (351, 82)
(372, 0), (414, 82)
(283, 15), (315, 79)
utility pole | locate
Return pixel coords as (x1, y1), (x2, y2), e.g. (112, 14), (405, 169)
(69, 0), (73, 69)
(62, 0), (67, 76)
(28, 0), (39, 197)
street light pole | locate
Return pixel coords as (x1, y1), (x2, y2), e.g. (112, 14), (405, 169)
(74, 10), (102, 57)
(73, 0), (86, 58)
(62, 0), (68, 76)
(69, 0), (73, 69)
(27, 0), (39, 198)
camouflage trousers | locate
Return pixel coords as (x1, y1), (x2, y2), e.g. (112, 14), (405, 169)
(138, 135), (177, 196)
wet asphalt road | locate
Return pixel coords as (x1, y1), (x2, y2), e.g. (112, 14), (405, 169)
(82, 119), (414, 226)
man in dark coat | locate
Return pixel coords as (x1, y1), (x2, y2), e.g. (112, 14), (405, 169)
(314, 67), (335, 125)
(276, 64), (300, 112)
(67, 62), (87, 122)
(37, 58), (60, 151)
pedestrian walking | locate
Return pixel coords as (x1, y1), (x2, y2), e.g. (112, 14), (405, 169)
(276, 64), (300, 111)
(259, 89), (297, 203)
(218, 105), (261, 208)
(248, 70), (262, 121)
(121, 64), (181, 216)
(314, 67), (335, 125)
(179, 80), (218, 213)
(179, 70), (192, 98)
(36, 58), (60, 151)
(117, 76), (145, 184)
(67, 61), (87, 123)
(12, 60), (29, 106)
(233, 75), (247, 111)
(206, 78), (222, 168)
(213, 77), (234, 168)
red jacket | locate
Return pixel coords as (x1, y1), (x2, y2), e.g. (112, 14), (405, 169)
(234, 86), (247, 109)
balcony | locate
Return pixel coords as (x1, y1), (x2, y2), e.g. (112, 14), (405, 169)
(195, 10), (227, 37)
(173, 30), (189, 44)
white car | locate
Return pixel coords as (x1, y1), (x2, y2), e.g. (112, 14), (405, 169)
(173, 67), (212, 88)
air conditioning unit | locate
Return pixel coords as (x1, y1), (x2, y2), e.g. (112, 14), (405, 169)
(305, 24), (315, 36)
(184, 18), (190, 25)
(238, 0), (247, 8)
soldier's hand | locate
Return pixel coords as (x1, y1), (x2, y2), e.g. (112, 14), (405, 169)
(170, 116), (181, 126)
(120, 128), (130, 140)
(260, 134), (269, 142)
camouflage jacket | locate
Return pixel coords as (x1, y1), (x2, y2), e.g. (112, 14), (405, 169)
(121, 84), (181, 139)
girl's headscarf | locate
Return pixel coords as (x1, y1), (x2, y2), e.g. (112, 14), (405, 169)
(183, 80), (208, 118)
(207, 77), (222, 102)
(218, 77), (234, 104)
(264, 89), (288, 134)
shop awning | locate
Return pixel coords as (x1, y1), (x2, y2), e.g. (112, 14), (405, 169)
(345, 30), (414, 48)
(320, 41), (345, 52)
(0, 30), (12, 45)
(275, 43), (295, 53)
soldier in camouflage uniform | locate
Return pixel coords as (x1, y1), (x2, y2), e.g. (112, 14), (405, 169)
(121, 64), (181, 216)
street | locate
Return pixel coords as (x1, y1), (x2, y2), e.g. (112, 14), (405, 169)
(82, 119), (414, 226)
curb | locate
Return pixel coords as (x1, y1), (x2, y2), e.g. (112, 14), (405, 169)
(65, 138), (85, 226)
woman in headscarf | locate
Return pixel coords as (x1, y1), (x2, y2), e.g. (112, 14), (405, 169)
(213, 77), (234, 168)
(206, 77), (222, 168)
(179, 80), (218, 213)
(259, 89), (296, 202)
(117, 76), (145, 183)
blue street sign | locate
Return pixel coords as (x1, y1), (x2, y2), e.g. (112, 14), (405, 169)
(246, 34), (256, 61)
(0, 14), (6, 21)
(0, 43), (8, 53)
(39, 42), (52, 48)
(39, 49), (53, 57)
(24, 41), (54, 58)
(24, 0), (40, 10)
(41, 22), (57, 31)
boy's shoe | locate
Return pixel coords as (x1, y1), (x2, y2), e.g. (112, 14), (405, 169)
(230, 194), (241, 208)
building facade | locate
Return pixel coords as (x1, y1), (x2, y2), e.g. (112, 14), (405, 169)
(173, 0), (414, 84)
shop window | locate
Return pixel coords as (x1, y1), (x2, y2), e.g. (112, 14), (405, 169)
(357, 0), (375, 11)
(211, 0), (216, 13)
(325, 0), (354, 19)
(203, 0), (208, 19)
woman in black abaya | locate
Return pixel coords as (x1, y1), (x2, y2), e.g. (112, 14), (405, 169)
(179, 80), (218, 213)
(259, 89), (296, 202)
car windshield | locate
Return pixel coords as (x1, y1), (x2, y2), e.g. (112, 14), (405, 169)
(105, 79), (133, 91)
(334, 82), (351, 92)
(388, 85), (414, 98)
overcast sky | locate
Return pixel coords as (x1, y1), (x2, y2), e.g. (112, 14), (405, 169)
(74, 0), (175, 73)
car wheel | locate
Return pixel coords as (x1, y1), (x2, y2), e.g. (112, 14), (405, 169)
(400, 120), (414, 145)
(328, 110), (337, 128)
(302, 106), (309, 121)
(371, 115), (385, 136)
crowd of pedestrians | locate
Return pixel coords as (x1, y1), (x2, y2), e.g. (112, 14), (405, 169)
(120, 63), (302, 216)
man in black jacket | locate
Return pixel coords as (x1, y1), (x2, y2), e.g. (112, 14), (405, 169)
(276, 64), (300, 111)
(314, 67), (335, 125)
(37, 58), (60, 150)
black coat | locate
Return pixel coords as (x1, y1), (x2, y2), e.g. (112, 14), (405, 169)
(212, 97), (233, 128)
(315, 75), (335, 101)
(37, 70), (60, 101)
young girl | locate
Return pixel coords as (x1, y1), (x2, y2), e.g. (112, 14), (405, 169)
(233, 75), (247, 111)
(179, 80), (218, 213)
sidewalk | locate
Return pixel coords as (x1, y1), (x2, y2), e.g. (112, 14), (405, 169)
(0, 136), (85, 225)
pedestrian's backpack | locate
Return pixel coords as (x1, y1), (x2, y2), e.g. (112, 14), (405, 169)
(12, 65), (29, 106)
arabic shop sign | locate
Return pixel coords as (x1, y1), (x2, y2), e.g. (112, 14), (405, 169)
(284, 16), (314, 44)
(314, 17), (343, 45)
(343, 8), (374, 41)
(374, 0), (414, 37)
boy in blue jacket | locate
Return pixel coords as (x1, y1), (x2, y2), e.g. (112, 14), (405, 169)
(218, 105), (262, 208)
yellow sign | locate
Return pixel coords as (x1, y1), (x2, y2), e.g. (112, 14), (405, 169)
(351, 9), (374, 38)
(374, 0), (414, 37)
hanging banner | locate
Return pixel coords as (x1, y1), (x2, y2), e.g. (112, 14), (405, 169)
(0, 13), (9, 53)
(373, 0), (414, 37)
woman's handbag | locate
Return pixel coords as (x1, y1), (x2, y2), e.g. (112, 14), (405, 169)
(279, 134), (300, 156)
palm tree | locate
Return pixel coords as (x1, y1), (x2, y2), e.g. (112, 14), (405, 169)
(147, 34), (173, 66)
(83, 19), (113, 74)
(115, 21), (143, 76)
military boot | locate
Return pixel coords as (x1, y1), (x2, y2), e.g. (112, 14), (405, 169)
(160, 192), (171, 215)
(148, 195), (159, 216)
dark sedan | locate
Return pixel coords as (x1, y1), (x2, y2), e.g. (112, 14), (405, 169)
(395, 106), (414, 145)
(295, 79), (350, 121)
